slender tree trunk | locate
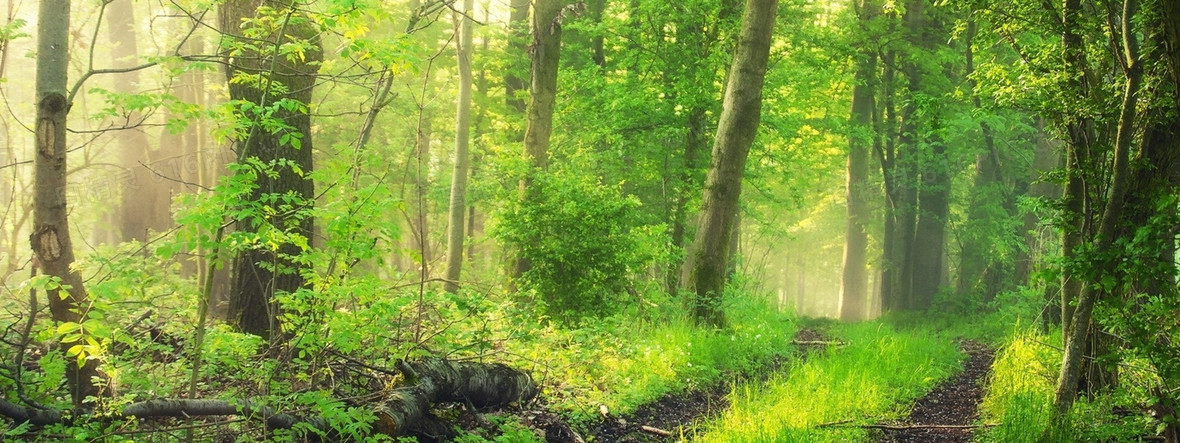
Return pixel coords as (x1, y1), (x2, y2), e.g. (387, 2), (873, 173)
(956, 18), (1013, 302)
(1054, 0), (1142, 415)
(33, 0), (102, 406)
(840, 0), (877, 322)
(511, 0), (565, 280)
(220, 0), (321, 339)
(408, 114), (433, 276)
(444, 0), (474, 293)
(682, 0), (778, 328)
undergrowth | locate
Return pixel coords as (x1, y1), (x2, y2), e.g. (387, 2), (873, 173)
(692, 321), (963, 442)
(978, 328), (1158, 442)
(506, 294), (798, 425)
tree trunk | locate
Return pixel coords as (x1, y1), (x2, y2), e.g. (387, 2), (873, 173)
(1053, 0), (1142, 415)
(444, 0), (474, 293)
(33, 0), (102, 406)
(511, 0), (565, 280)
(900, 0), (949, 311)
(220, 0), (321, 339)
(840, 0), (877, 322)
(682, 0), (778, 328)
(956, 18), (1014, 302)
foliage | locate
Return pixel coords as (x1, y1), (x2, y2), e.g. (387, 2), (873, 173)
(978, 329), (1158, 442)
(494, 168), (670, 321)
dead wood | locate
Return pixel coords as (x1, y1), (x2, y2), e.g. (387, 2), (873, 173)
(0, 357), (537, 439)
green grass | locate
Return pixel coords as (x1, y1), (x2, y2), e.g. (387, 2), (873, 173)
(977, 328), (1157, 442)
(506, 295), (799, 422)
(692, 321), (964, 442)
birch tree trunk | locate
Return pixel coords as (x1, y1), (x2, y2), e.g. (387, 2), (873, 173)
(682, 0), (778, 328)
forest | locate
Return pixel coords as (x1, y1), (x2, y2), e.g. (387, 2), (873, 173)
(0, 0), (1178, 440)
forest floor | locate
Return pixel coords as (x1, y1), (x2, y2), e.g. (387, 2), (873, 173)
(514, 328), (831, 443)
(875, 340), (996, 443)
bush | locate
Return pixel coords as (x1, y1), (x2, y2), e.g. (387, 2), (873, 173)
(495, 170), (668, 322)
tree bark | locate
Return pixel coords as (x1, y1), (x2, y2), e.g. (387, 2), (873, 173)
(444, 0), (474, 293)
(220, 0), (321, 339)
(840, 0), (877, 322)
(682, 0), (778, 328)
(32, 0), (102, 407)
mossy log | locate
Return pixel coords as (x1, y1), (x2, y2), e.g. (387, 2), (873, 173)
(0, 357), (537, 438)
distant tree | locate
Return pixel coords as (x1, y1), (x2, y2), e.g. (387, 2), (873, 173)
(682, 0), (778, 328)
(839, 0), (878, 322)
(444, 0), (474, 293)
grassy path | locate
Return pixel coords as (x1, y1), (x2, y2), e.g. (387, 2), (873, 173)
(692, 321), (965, 442)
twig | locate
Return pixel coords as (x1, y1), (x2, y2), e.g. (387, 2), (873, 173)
(640, 425), (673, 436)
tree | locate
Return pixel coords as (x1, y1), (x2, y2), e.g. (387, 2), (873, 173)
(219, 0), (322, 339)
(1053, 0), (1144, 416)
(511, 0), (565, 280)
(443, 0), (474, 293)
(839, 0), (878, 322)
(32, 0), (101, 406)
(108, 0), (172, 243)
(955, 15), (1016, 303)
(682, 0), (778, 328)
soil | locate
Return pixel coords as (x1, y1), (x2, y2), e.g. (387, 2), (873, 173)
(511, 328), (830, 443)
(876, 340), (996, 443)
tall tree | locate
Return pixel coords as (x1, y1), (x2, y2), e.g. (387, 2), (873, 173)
(443, 0), (474, 293)
(956, 16), (1015, 302)
(219, 0), (322, 339)
(839, 0), (877, 322)
(1053, 0), (1144, 416)
(900, 0), (951, 311)
(511, 0), (565, 280)
(32, 0), (101, 405)
(682, 0), (778, 328)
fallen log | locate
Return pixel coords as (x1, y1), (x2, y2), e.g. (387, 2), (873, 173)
(0, 357), (537, 439)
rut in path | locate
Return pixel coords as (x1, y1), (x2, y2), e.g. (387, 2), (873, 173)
(878, 340), (996, 443)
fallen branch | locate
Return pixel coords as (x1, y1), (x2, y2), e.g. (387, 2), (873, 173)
(0, 357), (537, 439)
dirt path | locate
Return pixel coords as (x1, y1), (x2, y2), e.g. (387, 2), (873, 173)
(877, 340), (995, 443)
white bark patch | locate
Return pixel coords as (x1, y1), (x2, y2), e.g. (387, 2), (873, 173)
(36, 119), (56, 157)
(35, 227), (62, 261)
